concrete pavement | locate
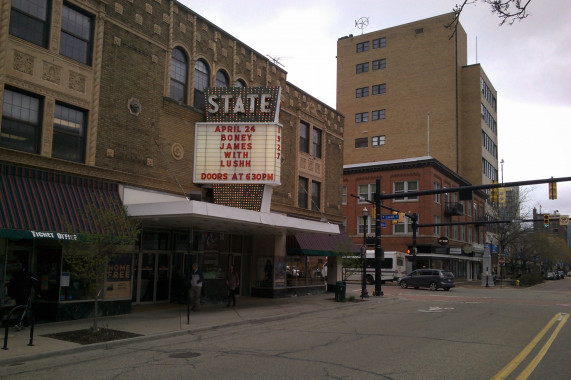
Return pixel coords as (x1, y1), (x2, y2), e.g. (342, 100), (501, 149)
(0, 280), (503, 366)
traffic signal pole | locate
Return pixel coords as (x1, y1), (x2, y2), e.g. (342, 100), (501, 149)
(374, 179), (383, 296)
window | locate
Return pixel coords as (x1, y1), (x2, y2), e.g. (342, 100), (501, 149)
(467, 226), (473, 242)
(372, 83), (386, 95)
(372, 109), (385, 120)
(482, 158), (497, 181)
(9, 0), (50, 47)
(358, 216), (372, 234)
(373, 37), (386, 49)
(355, 138), (368, 148)
(1, 88), (42, 153)
(356, 63), (369, 74)
(372, 59), (386, 70)
(394, 181), (418, 201)
(299, 121), (309, 153)
(170, 48), (188, 102)
(235, 79), (246, 87)
(434, 182), (441, 203)
(311, 181), (321, 211)
(60, 3), (94, 65)
(358, 183), (376, 203)
(482, 131), (498, 158)
(415, 28), (424, 34)
(394, 216), (413, 234)
(356, 41), (369, 53)
(342, 186), (347, 205)
(194, 59), (209, 110)
(356, 87), (369, 98)
(312, 128), (322, 158)
(355, 112), (368, 123)
(372, 135), (385, 146)
(298, 177), (308, 209)
(434, 215), (441, 235)
(52, 103), (86, 162)
(215, 70), (229, 87)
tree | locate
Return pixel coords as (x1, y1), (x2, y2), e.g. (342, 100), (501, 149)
(62, 202), (140, 331)
(446, 0), (532, 38)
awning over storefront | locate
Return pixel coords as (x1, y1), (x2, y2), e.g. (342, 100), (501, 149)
(0, 163), (122, 240)
(286, 232), (360, 256)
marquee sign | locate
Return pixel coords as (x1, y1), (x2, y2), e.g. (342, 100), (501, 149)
(194, 87), (282, 185)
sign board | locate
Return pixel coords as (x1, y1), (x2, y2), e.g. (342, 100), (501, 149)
(381, 214), (399, 220)
(194, 123), (281, 185)
(498, 256), (505, 266)
(438, 236), (449, 246)
(195, 86), (282, 186)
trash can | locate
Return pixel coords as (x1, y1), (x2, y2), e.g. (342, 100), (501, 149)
(335, 281), (346, 302)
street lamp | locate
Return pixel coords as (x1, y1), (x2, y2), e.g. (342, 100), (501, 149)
(361, 207), (369, 299)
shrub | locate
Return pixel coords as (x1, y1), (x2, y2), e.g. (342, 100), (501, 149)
(517, 273), (543, 286)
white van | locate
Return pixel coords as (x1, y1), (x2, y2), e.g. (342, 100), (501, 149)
(342, 251), (407, 284)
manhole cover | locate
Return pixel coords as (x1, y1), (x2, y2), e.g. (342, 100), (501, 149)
(169, 352), (201, 359)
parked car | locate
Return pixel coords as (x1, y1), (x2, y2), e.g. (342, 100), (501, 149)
(567, 271), (571, 277)
(545, 272), (556, 280)
(557, 271), (564, 279)
(398, 269), (455, 291)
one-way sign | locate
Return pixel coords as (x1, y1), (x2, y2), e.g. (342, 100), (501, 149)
(381, 214), (399, 220)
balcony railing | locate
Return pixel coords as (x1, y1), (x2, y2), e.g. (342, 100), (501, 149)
(445, 202), (464, 216)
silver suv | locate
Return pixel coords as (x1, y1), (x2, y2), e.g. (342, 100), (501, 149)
(398, 269), (455, 291)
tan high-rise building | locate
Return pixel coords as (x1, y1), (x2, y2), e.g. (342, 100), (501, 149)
(337, 13), (498, 187)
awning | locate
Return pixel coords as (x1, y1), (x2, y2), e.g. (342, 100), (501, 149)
(286, 232), (360, 256)
(0, 163), (122, 240)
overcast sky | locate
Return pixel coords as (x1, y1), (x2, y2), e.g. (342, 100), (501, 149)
(180, 0), (571, 219)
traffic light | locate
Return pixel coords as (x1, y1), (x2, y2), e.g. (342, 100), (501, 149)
(392, 211), (398, 225)
(549, 182), (557, 200)
(490, 182), (498, 203)
(543, 214), (550, 228)
(398, 212), (405, 223)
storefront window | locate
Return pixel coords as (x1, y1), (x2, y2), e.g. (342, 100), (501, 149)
(285, 256), (326, 286)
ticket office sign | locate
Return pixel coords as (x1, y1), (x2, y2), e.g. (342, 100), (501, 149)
(194, 123), (282, 185)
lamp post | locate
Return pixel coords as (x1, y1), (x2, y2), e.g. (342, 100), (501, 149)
(361, 207), (369, 299)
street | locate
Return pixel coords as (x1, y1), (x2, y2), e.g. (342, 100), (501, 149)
(2, 279), (570, 380)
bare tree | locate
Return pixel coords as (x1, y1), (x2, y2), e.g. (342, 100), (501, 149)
(446, 0), (532, 38)
(62, 202), (140, 331)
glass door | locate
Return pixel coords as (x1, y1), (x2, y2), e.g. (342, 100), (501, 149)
(156, 253), (170, 302)
(140, 253), (156, 302)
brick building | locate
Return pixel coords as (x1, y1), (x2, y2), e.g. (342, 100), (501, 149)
(343, 157), (487, 280)
(337, 13), (499, 188)
(0, 0), (349, 320)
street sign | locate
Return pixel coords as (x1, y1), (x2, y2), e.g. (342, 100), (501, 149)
(498, 257), (505, 266)
(438, 236), (449, 246)
(381, 222), (386, 228)
(381, 214), (399, 220)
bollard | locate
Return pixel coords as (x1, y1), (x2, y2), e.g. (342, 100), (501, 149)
(516, 279), (520, 287)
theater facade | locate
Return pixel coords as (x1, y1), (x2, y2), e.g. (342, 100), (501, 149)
(0, 0), (349, 321)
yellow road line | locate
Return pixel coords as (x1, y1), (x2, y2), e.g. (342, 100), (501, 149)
(490, 313), (561, 380)
(515, 313), (568, 380)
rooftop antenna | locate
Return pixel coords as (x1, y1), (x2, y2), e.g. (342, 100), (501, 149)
(266, 55), (285, 67)
(355, 17), (369, 35)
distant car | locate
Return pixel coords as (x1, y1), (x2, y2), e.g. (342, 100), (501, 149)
(398, 269), (455, 291)
(557, 271), (564, 279)
(545, 272), (556, 280)
(567, 271), (571, 277)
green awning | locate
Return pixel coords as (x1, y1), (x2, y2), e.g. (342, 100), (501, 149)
(0, 163), (122, 240)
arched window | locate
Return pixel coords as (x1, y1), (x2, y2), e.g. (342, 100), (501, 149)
(235, 79), (247, 88)
(215, 70), (229, 87)
(194, 59), (209, 110)
(170, 47), (187, 102)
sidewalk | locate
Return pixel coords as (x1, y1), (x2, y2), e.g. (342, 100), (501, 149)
(0, 292), (345, 366)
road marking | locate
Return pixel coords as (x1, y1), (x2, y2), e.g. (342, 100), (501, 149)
(515, 313), (568, 380)
(418, 306), (455, 313)
(490, 313), (563, 380)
